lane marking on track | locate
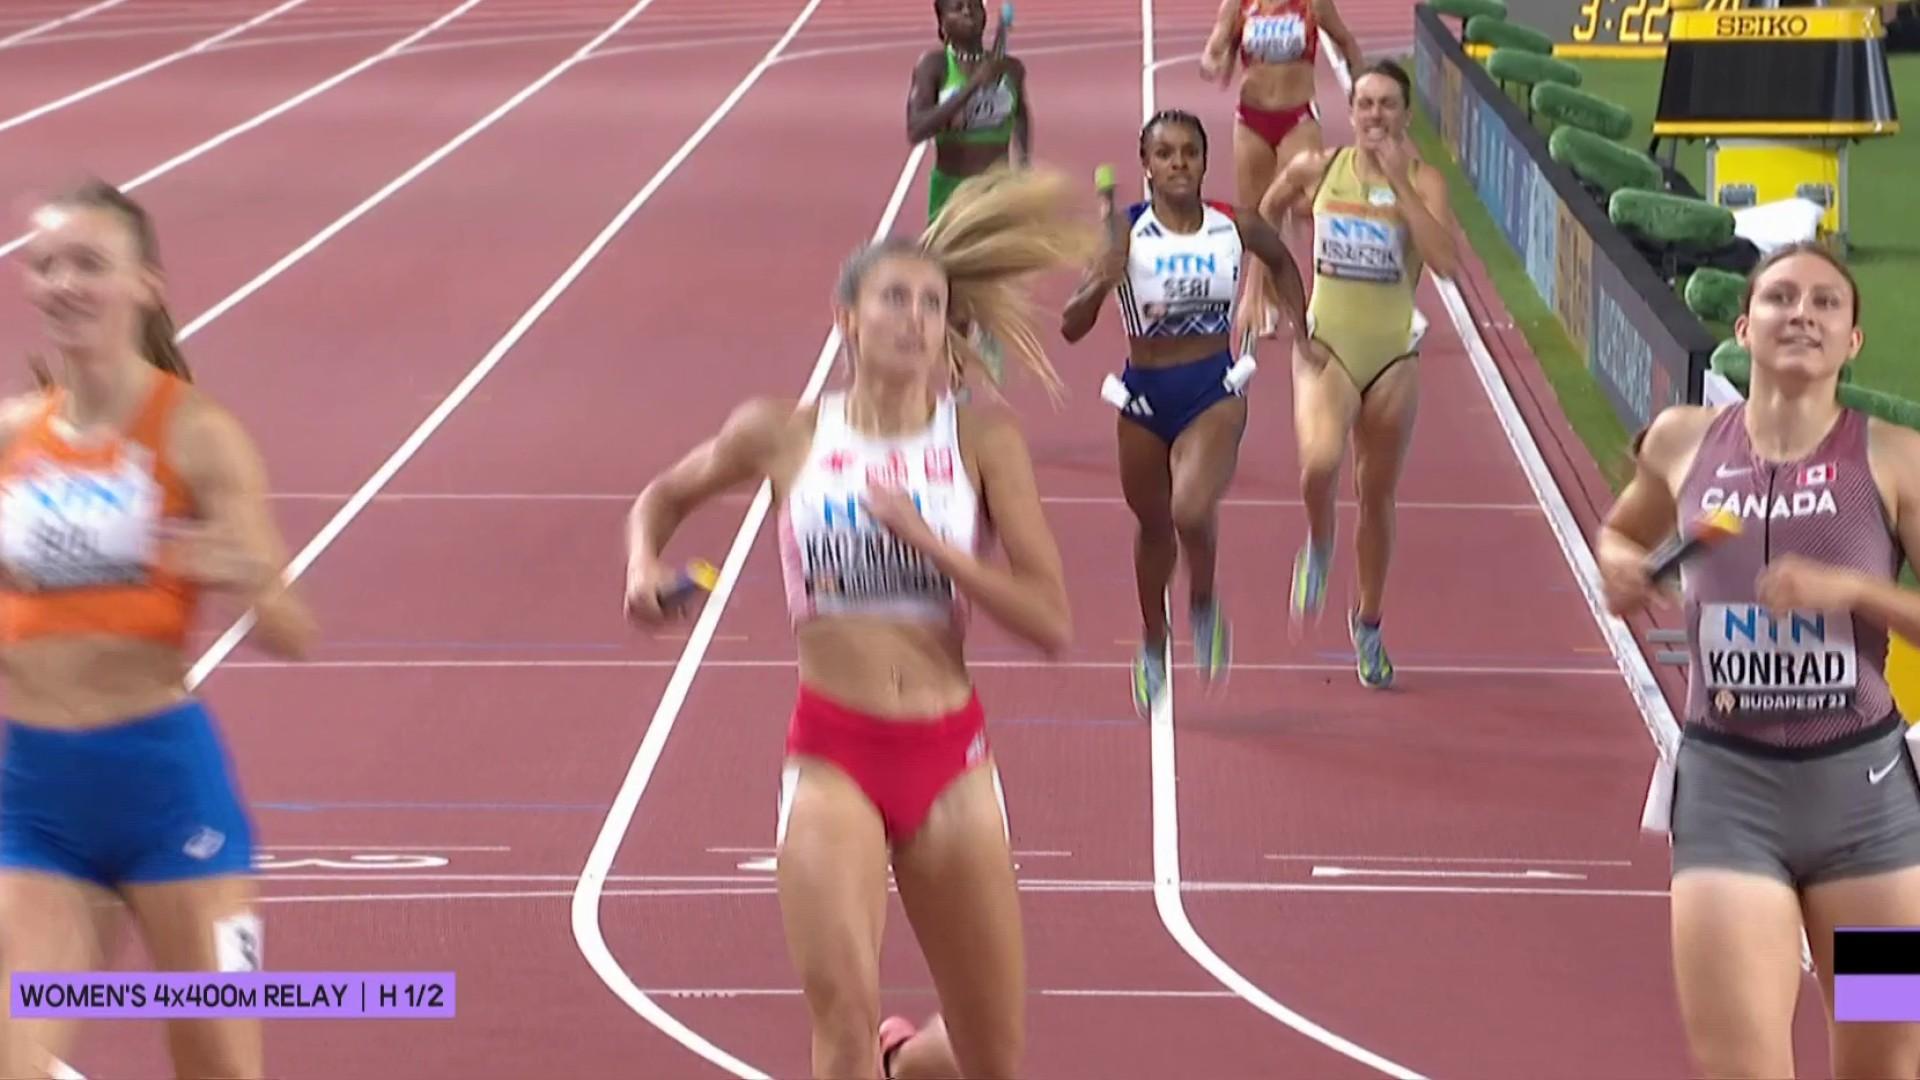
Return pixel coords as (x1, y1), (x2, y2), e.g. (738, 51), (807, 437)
(165, 0), (664, 349)
(1265, 854), (1633, 866)
(0, 0), (130, 50)
(0, 0), (488, 261)
(0, 0), (314, 135)
(1310, 866), (1587, 881)
(1142, 8), (1426, 1079)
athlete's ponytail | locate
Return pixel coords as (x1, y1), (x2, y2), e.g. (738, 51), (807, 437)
(28, 178), (194, 387)
(918, 165), (1100, 402)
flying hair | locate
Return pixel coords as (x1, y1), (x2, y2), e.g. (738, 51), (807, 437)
(836, 165), (1100, 403)
(26, 177), (193, 389)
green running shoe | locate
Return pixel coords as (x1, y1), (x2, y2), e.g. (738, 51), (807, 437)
(1191, 600), (1231, 685)
(1349, 609), (1394, 690)
(1132, 641), (1167, 718)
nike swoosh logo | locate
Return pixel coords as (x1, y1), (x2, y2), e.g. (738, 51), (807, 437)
(1716, 464), (1751, 478)
(1871, 755), (1902, 784)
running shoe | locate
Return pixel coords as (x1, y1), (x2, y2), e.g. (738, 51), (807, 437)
(1349, 609), (1394, 689)
(878, 1016), (917, 1079)
(1290, 541), (1329, 623)
(1132, 640), (1168, 717)
(1191, 599), (1231, 685)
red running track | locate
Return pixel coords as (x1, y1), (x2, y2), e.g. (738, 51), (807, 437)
(0, 0), (1834, 1075)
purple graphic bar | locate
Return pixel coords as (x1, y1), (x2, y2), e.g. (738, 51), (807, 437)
(1836, 976), (1920, 1022)
(11, 972), (455, 1019)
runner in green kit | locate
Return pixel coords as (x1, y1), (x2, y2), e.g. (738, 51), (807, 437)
(908, 0), (1029, 390)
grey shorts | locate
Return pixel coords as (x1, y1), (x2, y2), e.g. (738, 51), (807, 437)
(1671, 716), (1920, 886)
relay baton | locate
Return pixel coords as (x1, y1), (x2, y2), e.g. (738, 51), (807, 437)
(656, 558), (720, 611)
(1644, 507), (1742, 583)
(992, 2), (1013, 55)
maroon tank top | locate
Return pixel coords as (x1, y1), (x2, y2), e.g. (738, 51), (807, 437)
(1678, 404), (1903, 747)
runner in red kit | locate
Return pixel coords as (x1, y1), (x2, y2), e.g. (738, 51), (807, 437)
(625, 167), (1094, 1079)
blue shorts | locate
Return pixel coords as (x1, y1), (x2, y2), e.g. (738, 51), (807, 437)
(1117, 348), (1240, 445)
(0, 699), (256, 888)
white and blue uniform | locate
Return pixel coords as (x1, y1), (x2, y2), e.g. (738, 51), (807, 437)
(1112, 200), (1247, 444)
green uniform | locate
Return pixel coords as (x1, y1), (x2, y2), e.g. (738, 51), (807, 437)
(928, 45), (1019, 225)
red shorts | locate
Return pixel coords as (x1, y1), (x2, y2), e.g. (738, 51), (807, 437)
(1236, 101), (1317, 148)
(783, 684), (992, 845)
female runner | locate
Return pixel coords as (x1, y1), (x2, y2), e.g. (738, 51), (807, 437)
(1059, 109), (1311, 716)
(624, 167), (1090, 1079)
(1256, 59), (1457, 689)
(907, 0), (1031, 389)
(1202, 0), (1363, 335)
(1598, 243), (1920, 1078)
(0, 179), (317, 1078)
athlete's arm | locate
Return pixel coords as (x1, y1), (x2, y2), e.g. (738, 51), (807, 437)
(1060, 209), (1129, 343)
(1771, 420), (1920, 637)
(1235, 212), (1311, 349)
(1314, 0), (1367, 75)
(167, 397), (318, 659)
(625, 397), (791, 623)
(1200, 0), (1241, 83)
(1010, 58), (1032, 165)
(865, 408), (1070, 654)
(1596, 406), (1709, 616)
(1387, 146), (1459, 279)
(1257, 149), (1325, 225)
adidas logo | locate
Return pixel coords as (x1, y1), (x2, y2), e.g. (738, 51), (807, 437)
(1120, 394), (1153, 418)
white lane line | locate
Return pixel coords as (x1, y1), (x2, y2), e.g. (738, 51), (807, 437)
(0, 0), (314, 135)
(0, 0), (130, 50)
(569, 140), (928, 1080)
(167, 0), (663, 345)
(1143, 7), (1426, 1078)
(1311, 866), (1587, 881)
(0, 0), (489, 261)
(1265, 854), (1633, 866)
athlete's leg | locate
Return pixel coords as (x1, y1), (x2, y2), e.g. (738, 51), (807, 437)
(0, 871), (119, 1079)
(1170, 395), (1247, 680)
(1350, 358), (1420, 620)
(120, 875), (262, 1078)
(891, 762), (1023, 1079)
(1289, 343), (1360, 621)
(1118, 414), (1176, 709)
(776, 758), (893, 1078)
(1670, 869), (1806, 1077)
(1803, 866), (1920, 1076)
(1346, 357), (1417, 687)
(1169, 395), (1247, 607)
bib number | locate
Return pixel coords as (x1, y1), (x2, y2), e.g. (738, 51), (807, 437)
(1700, 603), (1857, 716)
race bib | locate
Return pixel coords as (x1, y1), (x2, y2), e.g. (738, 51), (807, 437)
(1242, 13), (1308, 62)
(1314, 211), (1404, 284)
(1700, 603), (1857, 715)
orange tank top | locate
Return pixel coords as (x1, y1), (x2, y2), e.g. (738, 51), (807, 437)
(0, 372), (198, 646)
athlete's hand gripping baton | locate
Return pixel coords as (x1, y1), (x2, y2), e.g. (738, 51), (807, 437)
(1644, 507), (1742, 584)
(655, 558), (720, 612)
(1092, 164), (1138, 411)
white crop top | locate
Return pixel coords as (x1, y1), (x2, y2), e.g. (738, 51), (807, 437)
(1115, 201), (1244, 340)
(777, 392), (985, 627)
